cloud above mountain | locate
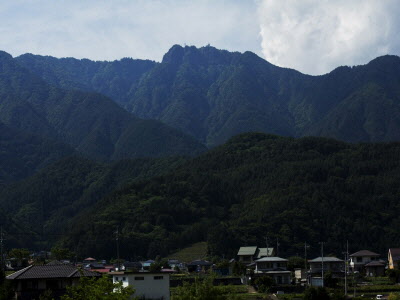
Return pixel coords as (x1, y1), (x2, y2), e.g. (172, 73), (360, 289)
(1, 1), (399, 75)
(257, 0), (400, 75)
(0, 0), (261, 62)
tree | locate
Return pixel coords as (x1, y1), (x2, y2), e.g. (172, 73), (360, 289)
(388, 293), (400, 300)
(172, 276), (238, 300)
(8, 248), (30, 267)
(50, 247), (74, 261)
(387, 269), (400, 283)
(60, 275), (136, 300)
(324, 271), (338, 288)
(252, 275), (274, 293)
(303, 287), (330, 300)
(287, 256), (305, 271)
(0, 268), (13, 300)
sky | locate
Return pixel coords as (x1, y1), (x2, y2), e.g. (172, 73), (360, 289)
(1, 0), (399, 75)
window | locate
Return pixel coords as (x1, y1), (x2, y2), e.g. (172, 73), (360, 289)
(134, 277), (144, 280)
(115, 277), (119, 281)
(122, 277), (126, 281)
(154, 276), (163, 280)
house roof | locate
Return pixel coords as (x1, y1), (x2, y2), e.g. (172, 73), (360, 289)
(350, 250), (380, 257)
(46, 260), (66, 265)
(187, 260), (212, 266)
(309, 257), (344, 263)
(83, 257), (96, 261)
(7, 265), (101, 280)
(365, 261), (385, 267)
(389, 248), (400, 261)
(255, 257), (288, 263)
(257, 248), (274, 258)
(237, 246), (257, 256)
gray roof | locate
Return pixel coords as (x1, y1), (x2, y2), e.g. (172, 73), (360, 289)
(7, 265), (101, 280)
(309, 257), (344, 263)
(255, 257), (288, 262)
(187, 260), (212, 266)
(238, 246), (257, 256)
(257, 248), (274, 258)
(350, 250), (380, 257)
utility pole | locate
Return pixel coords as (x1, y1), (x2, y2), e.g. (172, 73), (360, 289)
(304, 242), (309, 270)
(343, 240), (349, 296)
(0, 227), (5, 272)
(115, 227), (120, 270)
(320, 242), (324, 287)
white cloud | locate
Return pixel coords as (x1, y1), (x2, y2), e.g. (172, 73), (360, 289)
(0, 0), (262, 61)
(257, 0), (400, 75)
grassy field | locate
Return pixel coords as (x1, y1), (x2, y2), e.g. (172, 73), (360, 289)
(167, 242), (208, 262)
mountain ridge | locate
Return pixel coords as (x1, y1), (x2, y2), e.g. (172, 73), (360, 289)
(15, 45), (400, 146)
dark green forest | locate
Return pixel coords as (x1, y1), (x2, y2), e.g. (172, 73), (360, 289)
(0, 122), (74, 184)
(16, 45), (400, 146)
(0, 156), (187, 249)
(2, 133), (399, 260)
(0, 50), (206, 165)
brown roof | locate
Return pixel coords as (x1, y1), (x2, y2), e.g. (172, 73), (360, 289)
(389, 248), (400, 261)
(6, 265), (101, 280)
(350, 250), (380, 257)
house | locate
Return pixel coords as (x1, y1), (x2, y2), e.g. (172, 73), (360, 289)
(237, 246), (275, 264)
(308, 257), (344, 286)
(349, 250), (380, 272)
(187, 259), (213, 273)
(365, 261), (386, 277)
(82, 257), (96, 264)
(388, 248), (400, 269)
(112, 271), (170, 300)
(6, 264), (100, 300)
(121, 261), (142, 271)
(238, 246), (258, 264)
(253, 257), (291, 284)
(167, 259), (182, 270)
(256, 248), (276, 259)
(142, 260), (155, 270)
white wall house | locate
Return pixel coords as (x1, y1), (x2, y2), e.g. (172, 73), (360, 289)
(112, 272), (170, 300)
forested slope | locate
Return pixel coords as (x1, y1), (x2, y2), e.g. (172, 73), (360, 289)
(0, 156), (187, 249)
(0, 50), (206, 162)
(0, 122), (74, 184)
(52, 133), (400, 259)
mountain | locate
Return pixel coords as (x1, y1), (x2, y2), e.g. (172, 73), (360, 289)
(0, 155), (186, 249)
(0, 122), (74, 184)
(0, 50), (206, 162)
(15, 54), (156, 107)
(16, 46), (400, 146)
(44, 133), (400, 259)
